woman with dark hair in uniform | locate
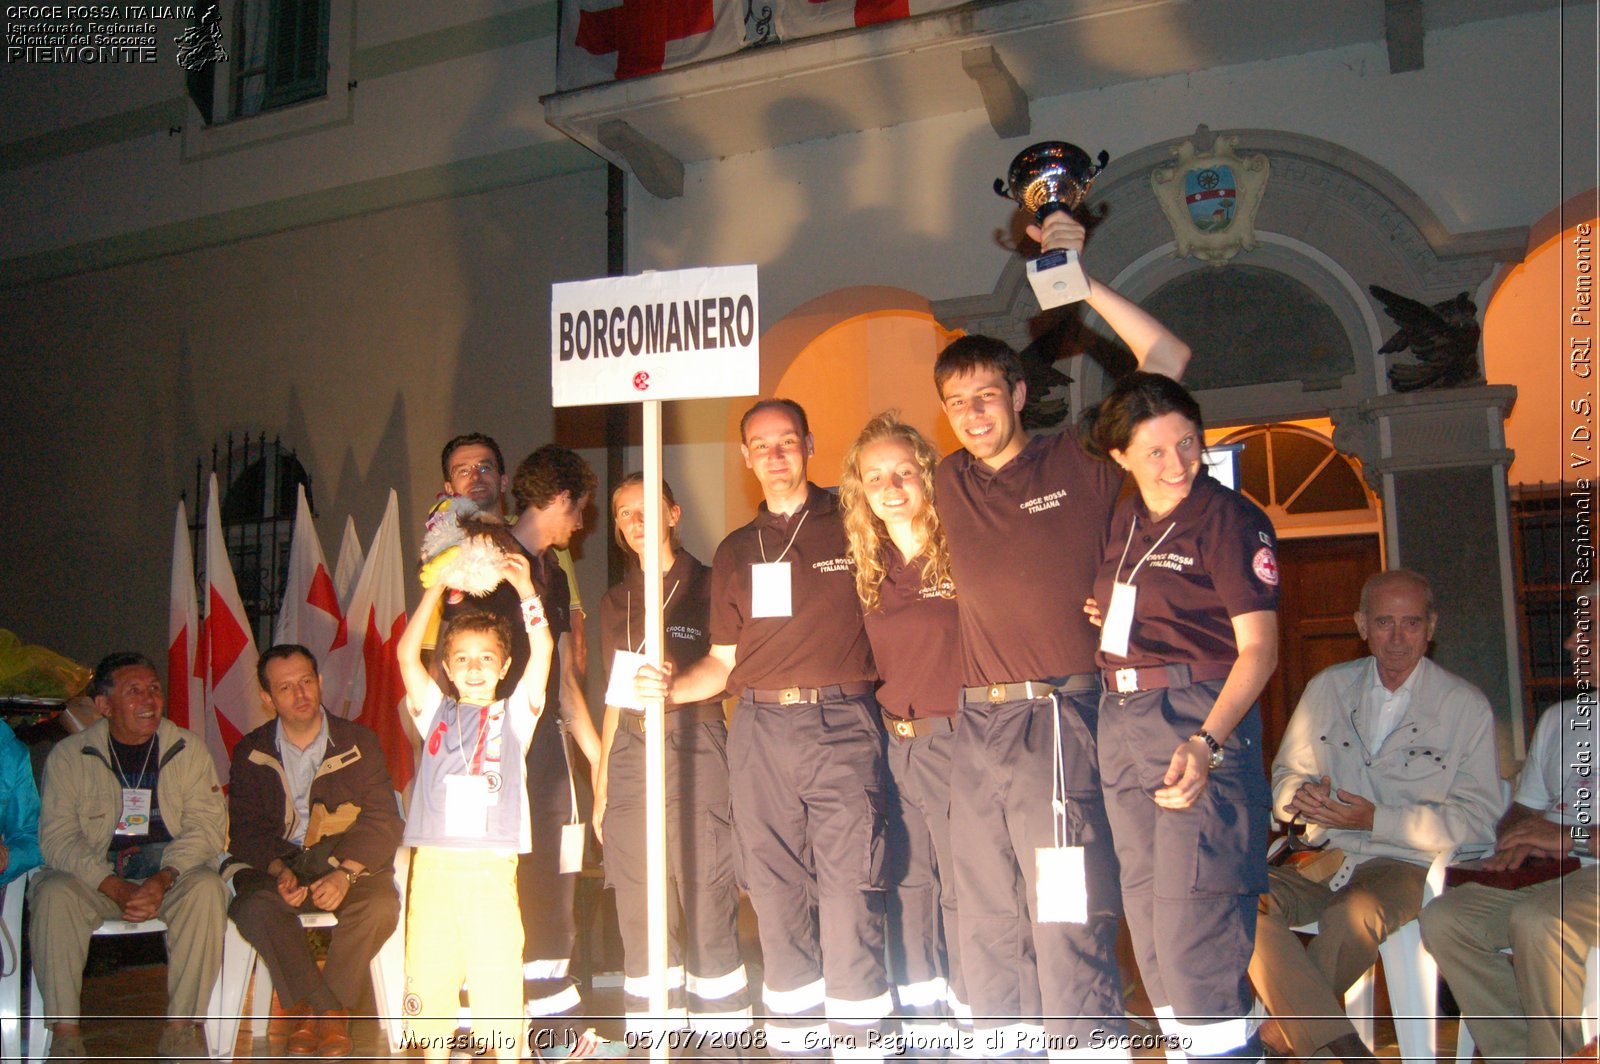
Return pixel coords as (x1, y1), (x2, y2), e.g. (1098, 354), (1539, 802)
(593, 473), (751, 1040)
(1084, 372), (1280, 1062)
(839, 412), (970, 1044)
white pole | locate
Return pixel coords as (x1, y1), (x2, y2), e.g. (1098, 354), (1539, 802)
(641, 400), (670, 1061)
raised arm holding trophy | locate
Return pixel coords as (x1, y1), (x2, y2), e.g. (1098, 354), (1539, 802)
(994, 140), (1109, 308)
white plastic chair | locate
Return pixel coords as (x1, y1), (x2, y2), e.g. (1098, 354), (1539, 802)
(210, 847), (409, 1060)
(1, 868), (35, 1061)
(1583, 944), (1599, 1045)
(1289, 847), (1453, 1064)
(23, 907), (227, 1061)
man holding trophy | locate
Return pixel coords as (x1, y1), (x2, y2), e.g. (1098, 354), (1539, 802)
(931, 143), (1193, 1060)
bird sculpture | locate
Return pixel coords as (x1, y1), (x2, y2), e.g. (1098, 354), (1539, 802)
(1370, 285), (1483, 392)
(1016, 325), (1076, 430)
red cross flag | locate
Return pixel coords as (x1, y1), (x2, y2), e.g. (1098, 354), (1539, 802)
(273, 485), (349, 675)
(771, 0), (964, 38)
(341, 491), (416, 791)
(166, 500), (202, 733)
(557, 0), (746, 90)
(318, 513), (367, 719)
(202, 475), (270, 782)
(332, 515), (365, 610)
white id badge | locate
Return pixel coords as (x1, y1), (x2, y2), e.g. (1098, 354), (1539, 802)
(444, 774), (490, 838)
(116, 788), (152, 836)
(1035, 845), (1089, 924)
(560, 821), (586, 874)
(605, 650), (649, 711)
(1098, 580), (1137, 658)
(750, 561), (793, 618)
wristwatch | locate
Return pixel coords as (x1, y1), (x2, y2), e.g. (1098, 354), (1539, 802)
(337, 866), (361, 884)
(1190, 730), (1224, 769)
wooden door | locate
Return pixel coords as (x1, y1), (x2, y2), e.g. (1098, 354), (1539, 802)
(1258, 534), (1381, 768)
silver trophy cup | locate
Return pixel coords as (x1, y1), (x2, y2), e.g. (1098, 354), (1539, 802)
(994, 141), (1109, 307)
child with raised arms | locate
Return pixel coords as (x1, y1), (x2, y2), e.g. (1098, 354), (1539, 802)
(397, 553), (550, 1062)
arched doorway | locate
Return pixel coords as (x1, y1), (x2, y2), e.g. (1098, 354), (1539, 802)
(1214, 423), (1381, 764)
(720, 288), (961, 529)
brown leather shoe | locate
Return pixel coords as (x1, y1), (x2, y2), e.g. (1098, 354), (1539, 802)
(269, 994), (311, 1055)
(286, 1010), (320, 1056)
(314, 1009), (353, 1058)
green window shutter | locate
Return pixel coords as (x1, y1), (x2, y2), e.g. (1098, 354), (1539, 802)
(263, 0), (329, 110)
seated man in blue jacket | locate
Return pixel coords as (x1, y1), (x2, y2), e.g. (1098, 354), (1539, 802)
(1, 715), (42, 888)
(228, 644), (403, 1059)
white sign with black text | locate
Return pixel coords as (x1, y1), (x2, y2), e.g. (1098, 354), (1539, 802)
(550, 265), (760, 407)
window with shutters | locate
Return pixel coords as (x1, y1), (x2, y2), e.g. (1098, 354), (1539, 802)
(181, 0), (350, 155)
(236, 0), (331, 117)
(1509, 483), (1587, 725)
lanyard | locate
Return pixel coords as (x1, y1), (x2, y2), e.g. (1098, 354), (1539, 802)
(1110, 514), (1177, 587)
(626, 579), (681, 656)
(111, 738), (156, 790)
(452, 702), (495, 775)
(1050, 692), (1070, 847)
(758, 510), (808, 564)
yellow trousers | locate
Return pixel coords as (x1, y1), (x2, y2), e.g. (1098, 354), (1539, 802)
(404, 848), (526, 1059)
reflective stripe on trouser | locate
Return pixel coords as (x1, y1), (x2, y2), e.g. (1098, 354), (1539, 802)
(950, 689), (1125, 1044)
(884, 725), (962, 1029)
(1098, 683), (1269, 1058)
(520, 707), (580, 1020)
(1153, 1003), (1268, 1062)
(404, 849), (525, 1054)
(729, 693), (892, 1058)
(605, 718), (751, 1031)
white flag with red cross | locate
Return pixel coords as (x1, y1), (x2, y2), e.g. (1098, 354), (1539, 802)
(319, 513), (365, 718)
(333, 515), (365, 610)
(557, 0), (746, 90)
(272, 485), (348, 670)
(771, 0), (965, 38)
(341, 491), (416, 791)
(202, 474), (269, 782)
(166, 500), (203, 734)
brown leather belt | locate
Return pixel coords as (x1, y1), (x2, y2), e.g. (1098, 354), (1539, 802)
(744, 682), (875, 706)
(1102, 662), (1233, 695)
(619, 702), (724, 735)
(881, 712), (957, 741)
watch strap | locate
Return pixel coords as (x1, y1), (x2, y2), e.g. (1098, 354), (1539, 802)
(1191, 730), (1224, 769)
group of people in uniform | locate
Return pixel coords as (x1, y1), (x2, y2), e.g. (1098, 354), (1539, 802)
(615, 216), (1282, 1058)
(401, 211), (1289, 1063)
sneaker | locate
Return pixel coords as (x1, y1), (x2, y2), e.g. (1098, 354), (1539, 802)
(47, 1028), (87, 1059)
(155, 1022), (208, 1061)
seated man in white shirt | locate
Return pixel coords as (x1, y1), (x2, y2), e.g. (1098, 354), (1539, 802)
(1247, 570), (1503, 1061)
(1420, 585), (1598, 1064)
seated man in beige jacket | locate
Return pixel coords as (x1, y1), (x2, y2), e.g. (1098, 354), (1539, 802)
(31, 652), (227, 1061)
(1248, 570), (1503, 1061)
